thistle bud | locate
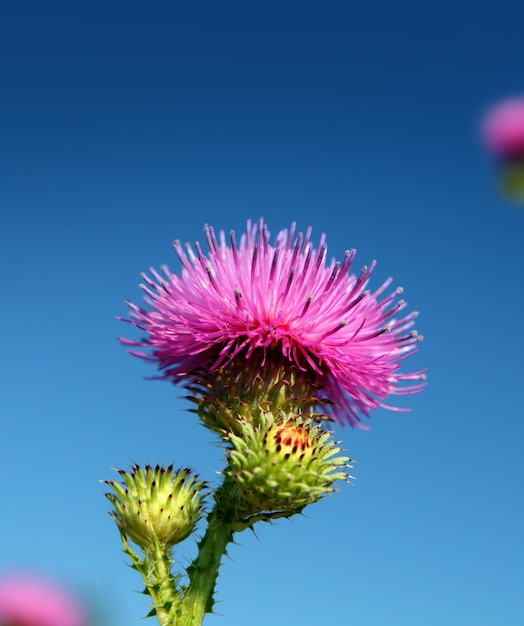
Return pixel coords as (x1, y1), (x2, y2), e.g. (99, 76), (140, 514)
(103, 464), (207, 549)
(225, 412), (352, 520)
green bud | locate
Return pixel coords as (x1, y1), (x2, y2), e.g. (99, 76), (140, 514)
(103, 464), (207, 549)
(225, 412), (352, 521)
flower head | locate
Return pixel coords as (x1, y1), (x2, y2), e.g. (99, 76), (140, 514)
(481, 97), (524, 160)
(0, 573), (86, 626)
(120, 219), (425, 427)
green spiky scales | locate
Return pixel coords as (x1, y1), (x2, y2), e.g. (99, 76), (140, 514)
(185, 357), (330, 437)
(225, 412), (352, 521)
(104, 464), (207, 549)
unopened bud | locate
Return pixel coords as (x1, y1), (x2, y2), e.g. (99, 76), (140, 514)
(226, 412), (351, 519)
(103, 464), (207, 549)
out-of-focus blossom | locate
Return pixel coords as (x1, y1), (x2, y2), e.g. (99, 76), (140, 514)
(481, 97), (524, 201)
(0, 573), (86, 626)
(120, 219), (425, 427)
(482, 97), (524, 159)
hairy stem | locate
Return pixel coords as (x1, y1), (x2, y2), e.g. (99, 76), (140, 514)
(147, 540), (178, 626)
(120, 532), (178, 626)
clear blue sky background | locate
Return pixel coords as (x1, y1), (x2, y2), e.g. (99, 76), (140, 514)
(1, 2), (523, 625)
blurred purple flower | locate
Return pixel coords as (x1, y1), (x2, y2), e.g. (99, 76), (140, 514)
(481, 97), (524, 159)
(120, 219), (425, 427)
(0, 573), (86, 626)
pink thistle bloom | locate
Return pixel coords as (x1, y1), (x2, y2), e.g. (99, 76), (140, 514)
(481, 97), (524, 159)
(0, 573), (86, 626)
(120, 220), (425, 427)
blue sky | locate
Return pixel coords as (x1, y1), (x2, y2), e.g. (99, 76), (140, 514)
(1, 2), (523, 625)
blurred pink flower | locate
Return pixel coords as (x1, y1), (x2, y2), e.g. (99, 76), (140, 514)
(120, 219), (425, 427)
(0, 573), (86, 626)
(481, 97), (524, 159)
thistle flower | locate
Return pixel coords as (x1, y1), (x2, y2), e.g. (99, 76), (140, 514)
(0, 573), (86, 626)
(120, 219), (425, 427)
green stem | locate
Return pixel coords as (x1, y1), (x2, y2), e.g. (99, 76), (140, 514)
(120, 532), (178, 626)
(178, 496), (235, 626)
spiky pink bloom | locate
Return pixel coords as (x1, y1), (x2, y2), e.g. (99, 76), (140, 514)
(482, 97), (524, 159)
(0, 573), (86, 626)
(121, 220), (425, 426)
